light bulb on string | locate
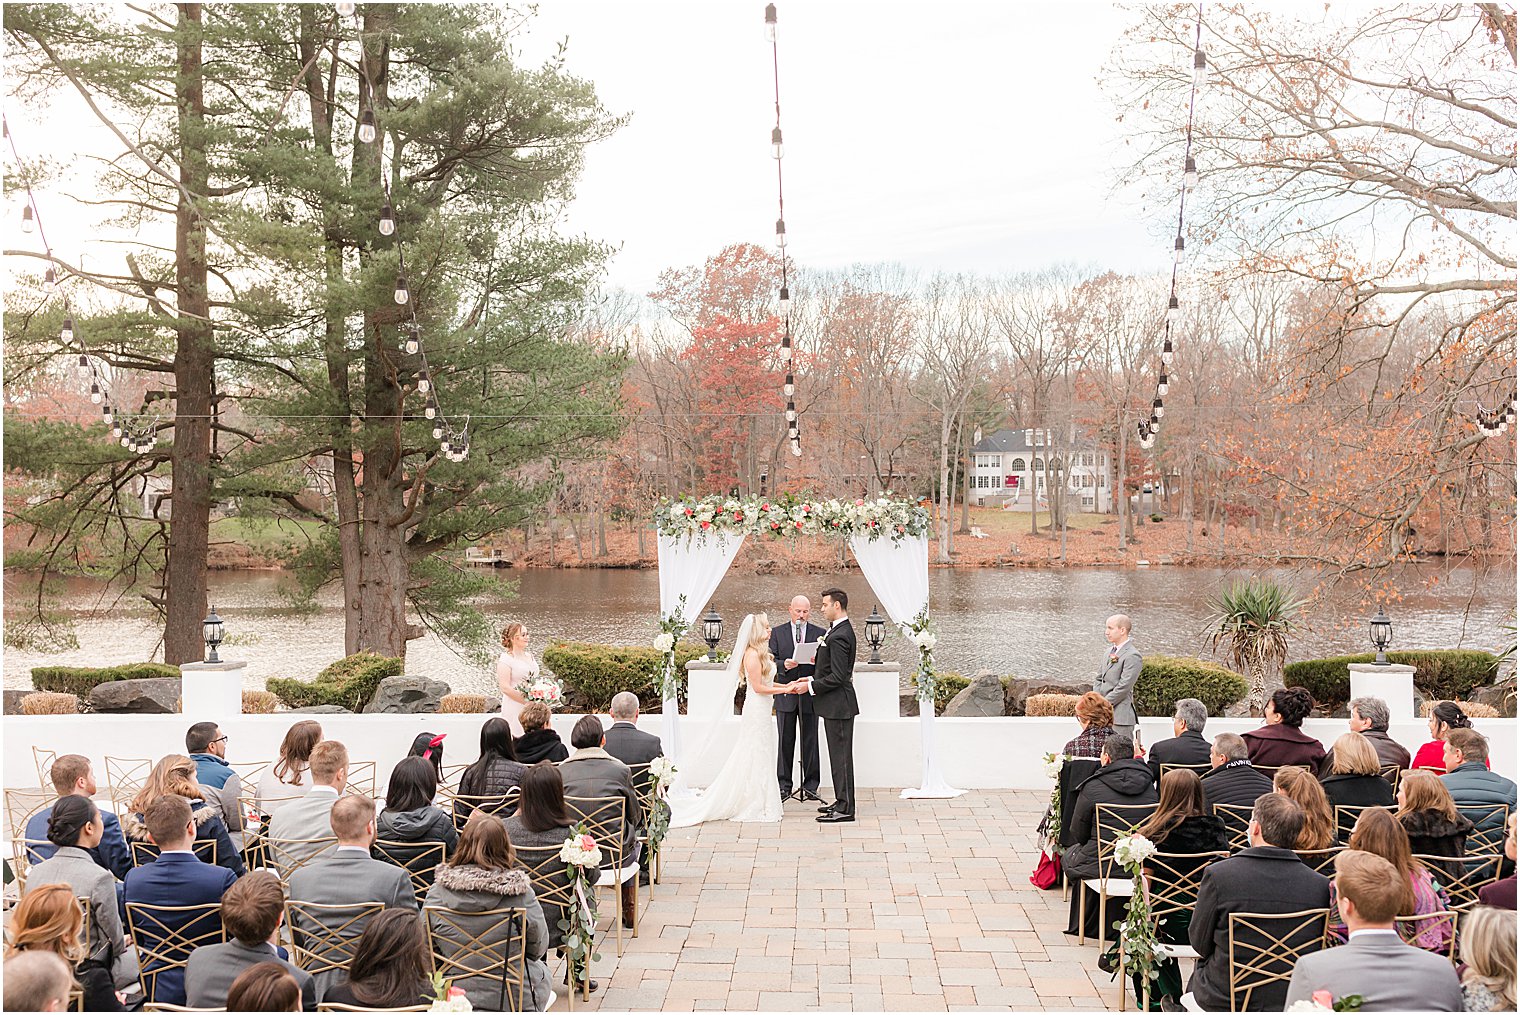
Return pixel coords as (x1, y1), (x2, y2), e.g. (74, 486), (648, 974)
(111, 421), (123, 439)
(61, 317), (74, 344)
(783, 373), (795, 397)
(1148, 417), (1160, 435)
(394, 274), (409, 305)
(1173, 235), (1185, 268)
(77, 353), (89, 375)
(775, 217), (787, 249)
(778, 285), (790, 316)
(1508, 404), (1517, 425)
(424, 397), (437, 419)
(790, 440), (802, 458)
(1161, 338), (1174, 365)
(336, 1), (355, 15)
(102, 405), (113, 426)
(785, 403), (797, 423)
(358, 109), (377, 144)
(432, 423), (444, 440)
(403, 323), (419, 356)
(1193, 48), (1207, 87)
(379, 204), (395, 236)
(440, 438), (452, 456)
(44, 266), (56, 287)
(764, 3), (777, 42)
(1165, 294), (1180, 327)
(89, 382), (102, 405)
(771, 127), (784, 160)
(417, 370), (431, 394)
(1183, 156), (1199, 192)
(1158, 370), (1169, 396)
(1153, 397), (1165, 419)
(21, 205), (35, 234)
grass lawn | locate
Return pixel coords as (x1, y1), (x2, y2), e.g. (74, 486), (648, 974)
(210, 516), (325, 552)
(966, 507), (1114, 535)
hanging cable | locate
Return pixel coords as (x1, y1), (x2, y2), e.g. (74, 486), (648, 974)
(766, 4), (801, 459)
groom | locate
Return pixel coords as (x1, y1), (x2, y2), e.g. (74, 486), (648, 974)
(804, 587), (859, 823)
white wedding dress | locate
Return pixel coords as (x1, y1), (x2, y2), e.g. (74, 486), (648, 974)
(669, 616), (784, 826)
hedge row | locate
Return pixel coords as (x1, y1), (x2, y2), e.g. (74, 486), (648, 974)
(541, 641), (711, 712)
(31, 662), (180, 698)
(1283, 650), (1499, 710)
(1135, 656), (1250, 716)
(266, 652), (404, 711)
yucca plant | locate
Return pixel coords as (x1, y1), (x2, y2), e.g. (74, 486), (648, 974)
(1206, 579), (1305, 716)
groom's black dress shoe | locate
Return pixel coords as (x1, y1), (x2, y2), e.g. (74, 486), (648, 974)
(817, 803), (837, 814)
(816, 811), (854, 823)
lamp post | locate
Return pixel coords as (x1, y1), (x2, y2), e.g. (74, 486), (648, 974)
(1369, 607), (1392, 666)
(865, 605), (886, 665)
(702, 608), (723, 662)
(203, 606), (225, 664)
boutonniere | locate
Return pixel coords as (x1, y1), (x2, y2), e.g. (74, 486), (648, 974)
(817, 636), (828, 647)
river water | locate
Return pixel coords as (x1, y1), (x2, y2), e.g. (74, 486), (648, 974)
(5, 564), (1513, 696)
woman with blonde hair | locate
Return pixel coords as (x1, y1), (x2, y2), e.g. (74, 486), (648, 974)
(1319, 732), (1395, 809)
(495, 621), (537, 737)
(1273, 766), (1336, 850)
(1397, 769), (1472, 882)
(1459, 906), (1516, 1011)
(123, 755), (244, 875)
(256, 719), (323, 818)
(4, 883), (122, 1011)
(1062, 691), (1118, 759)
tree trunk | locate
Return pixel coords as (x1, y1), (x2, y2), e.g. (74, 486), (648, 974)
(163, 2), (212, 665)
(956, 415), (971, 535)
(1116, 412), (1128, 553)
(1248, 657), (1267, 717)
(936, 410), (953, 563)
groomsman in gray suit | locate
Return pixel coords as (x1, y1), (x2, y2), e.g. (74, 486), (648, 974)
(1095, 614), (1142, 743)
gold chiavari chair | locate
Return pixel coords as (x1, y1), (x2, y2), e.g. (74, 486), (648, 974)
(1395, 909), (1458, 961)
(1292, 847), (1343, 876)
(9, 839), (51, 900)
(1224, 908), (1331, 1013)
(262, 835), (338, 880)
(517, 844), (589, 1007)
(126, 901), (227, 1004)
(1140, 850), (1230, 1012)
(1457, 804), (1510, 855)
(130, 839), (219, 869)
(4, 787), (57, 842)
(566, 793), (638, 956)
(32, 747), (59, 788)
(372, 839), (448, 901)
(317, 1005), (430, 1012)
(627, 762), (665, 891)
(1213, 804), (1254, 852)
(1378, 763), (1401, 792)
(1333, 804), (1397, 845)
(436, 763), (470, 809)
(1158, 762), (1213, 779)
(104, 756), (152, 812)
(143, 1006), (228, 1012)
(451, 787), (520, 831)
(1077, 802), (1158, 951)
(344, 761), (378, 799)
(75, 895), (94, 956)
(1417, 852), (1503, 913)
(424, 904), (529, 1013)
(286, 899), (386, 979)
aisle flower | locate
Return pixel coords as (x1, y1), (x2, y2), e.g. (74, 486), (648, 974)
(558, 824), (603, 992)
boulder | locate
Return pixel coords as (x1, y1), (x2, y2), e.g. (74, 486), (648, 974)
(943, 670), (1006, 718)
(289, 704), (352, 714)
(4, 689), (34, 715)
(1467, 679), (1516, 718)
(362, 675), (450, 714)
(89, 677), (182, 714)
(899, 692), (920, 717)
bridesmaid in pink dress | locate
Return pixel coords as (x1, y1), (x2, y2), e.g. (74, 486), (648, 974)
(495, 621), (537, 737)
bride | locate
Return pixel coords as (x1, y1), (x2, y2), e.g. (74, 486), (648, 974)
(669, 612), (802, 826)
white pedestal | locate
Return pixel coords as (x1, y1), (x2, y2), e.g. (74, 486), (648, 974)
(1348, 663), (1416, 721)
(685, 660), (731, 720)
(854, 663), (901, 721)
(179, 660), (246, 722)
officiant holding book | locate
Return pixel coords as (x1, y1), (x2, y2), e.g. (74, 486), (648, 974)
(769, 596), (826, 801)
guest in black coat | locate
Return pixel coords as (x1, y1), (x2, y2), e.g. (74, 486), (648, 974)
(1187, 793), (1331, 1012)
(1146, 698), (1213, 783)
(1062, 733), (1159, 938)
(1397, 769), (1473, 883)
(1200, 732), (1274, 812)
(601, 692), (665, 800)
(374, 757), (457, 890)
(1319, 733), (1395, 812)
(513, 702), (570, 765)
(454, 718), (527, 824)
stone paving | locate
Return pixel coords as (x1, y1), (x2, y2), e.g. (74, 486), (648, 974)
(554, 788), (1120, 1012)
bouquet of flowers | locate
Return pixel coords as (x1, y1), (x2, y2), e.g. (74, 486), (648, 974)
(1038, 751), (1068, 844)
(558, 824), (603, 993)
(1113, 832), (1161, 989)
(905, 608), (937, 703)
(559, 831), (602, 869)
(524, 674), (563, 707)
(653, 596), (688, 701)
(1286, 992), (1363, 1012)
(1113, 833), (1157, 868)
(428, 972), (472, 1011)
(648, 755), (678, 793)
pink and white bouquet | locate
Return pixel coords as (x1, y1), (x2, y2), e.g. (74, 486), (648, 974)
(560, 831), (602, 869)
(524, 674), (563, 707)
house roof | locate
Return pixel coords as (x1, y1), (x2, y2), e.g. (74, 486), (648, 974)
(970, 428), (1098, 454)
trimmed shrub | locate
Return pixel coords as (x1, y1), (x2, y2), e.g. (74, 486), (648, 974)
(241, 690), (278, 714)
(439, 693), (491, 714)
(31, 662), (180, 698)
(21, 692), (79, 715)
(266, 652), (404, 711)
(1027, 693), (1081, 717)
(541, 641), (710, 712)
(1284, 650), (1500, 710)
(1134, 656), (1250, 716)
(1418, 699), (1500, 719)
(932, 673), (969, 715)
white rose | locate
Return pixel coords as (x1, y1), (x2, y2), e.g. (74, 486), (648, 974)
(653, 632), (674, 653)
(670, 504), (685, 519)
(922, 633), (936, 651)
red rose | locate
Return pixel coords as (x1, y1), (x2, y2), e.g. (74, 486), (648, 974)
(734, 511), (743, 520)
(685, 508), (694, 516)
(795, 520), (803, 529)
(700, 520), (710, 529)
(761, 503), (770, 511)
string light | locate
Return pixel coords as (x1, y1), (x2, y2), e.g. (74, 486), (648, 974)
(358, 108), (377, 144)
(1192, 47), (1207, 86)
(1474, 392), (1518, 438)
(21, 205), (34, 233)
(771, 127), (784, 160)
(393, 274), (409, 305)
(1161, 337), (1174, 365)
(1183, 156), (1198, 191)
(61, 316), (74, 344)
(1165, 294), (1180, 326)
(778, 285), (790, 316)
(764, 3), (777, 41)
(1152, 396), (1165, 419)
(1158, 370), (1169, 396)
(416, 369), (431, 394)
(774, 218), (787, 249)
(336, 1), (356, 16)
(403, 322), (419, 356)
(379, 203), (395, 236)
(768, 4), (801, 457)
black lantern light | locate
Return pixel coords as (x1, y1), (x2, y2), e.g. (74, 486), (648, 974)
(702, 608), (723, 662)
(865, 605), (886, 665)
(203, 606), (225, 664)
(1369, 606), (1392, 666)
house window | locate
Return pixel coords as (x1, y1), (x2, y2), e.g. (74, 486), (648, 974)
(1037, 476), (1045, 489)
(1033, 457), (1044, 471)
(1098, 474), (1106, 487)
(1083, 496), (1094, 507)
(1011, 457), (1026, 472)
(992, 476), (1002, 488)
(1050, 456), (1063, 471)
(1083, 454), (1094, 467)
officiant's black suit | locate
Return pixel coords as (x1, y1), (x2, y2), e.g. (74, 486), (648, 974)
(812, 618), (859, 816)
(769, 619), (825, 795)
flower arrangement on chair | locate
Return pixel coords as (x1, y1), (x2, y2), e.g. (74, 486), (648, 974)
(558, 825), (603, 994)
(427, 971), (472, 1011)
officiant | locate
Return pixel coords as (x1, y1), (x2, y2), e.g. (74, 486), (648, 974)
(769, 596), (826, 802)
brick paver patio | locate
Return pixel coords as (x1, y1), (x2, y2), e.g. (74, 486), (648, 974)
(555, 788), (1119, 1012)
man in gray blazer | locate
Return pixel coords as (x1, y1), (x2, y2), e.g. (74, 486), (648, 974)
(185, 871), (316, 1011)
(285, 795), (415, 995)
(1284, 850), (1462, 1011)
(560, 714), (643, 928)
(266, 740), (348, 875)
(1095, 614), (1142, 742)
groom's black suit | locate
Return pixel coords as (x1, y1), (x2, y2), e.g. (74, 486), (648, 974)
(769, 619), (825, 795)
(811, 618), (859, 815)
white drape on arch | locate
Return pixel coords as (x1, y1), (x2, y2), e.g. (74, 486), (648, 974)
(656, 530), (747, 762)
(848, 531), (964, 799)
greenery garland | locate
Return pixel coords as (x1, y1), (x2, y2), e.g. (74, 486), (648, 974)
(905, 608), (938, 703)
(654, 493), (931, 545)
(1114, 833), (1161, 991)
(652, 596), (688, 701)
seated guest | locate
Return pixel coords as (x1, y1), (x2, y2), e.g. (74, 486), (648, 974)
(286, 795), (415, 995)
(1396, 769), (1472, 883)
(602, 691), (665, 795)
(24, 796), (128, 978)
(1328, 808), (1452, 953)
(1135, 769), (1228, 1009)
(424, 811), (552, 1011)
(1283, 850), (1462, 1011)
(1200, 732), (1274, 812)
(5, 884), (122, 1011)
(1241, 686), (1326, 771)
(454, 717), (528, 824)
(184, 871), (315, 1011)
(123, 796), (239, 1006)
(256, 720), (324, 818)
(1273, 766), (1336, 851)
(321, 910), (432, 1010)
(123, 754), (245, 876)
(559, 714), (643, 930)
(1146, 698), (1212, 782)
(1323, 695), (1409, 773)
(1477, 814), (1516, 910)
(1441, 728), (1517, 844)
(1061, 692), (1118, 759)
(1186, 794), (1331, 1012)
(1459, 906), (1516, 1012)
(1319, 732), (1396, 809)
(406, 731), (447, 780)
(186, 721), (244, 848)
(24, 754), (132, 879)
(375, 756), (458, 882)
(2, 950), (74, 1013)
(266, 740), (349, 874)
(227, 961), (303, 1012)
(1061, 733), (1159, 939)
(514, 702), (570, 764)
(1413, 701), (1482, 772)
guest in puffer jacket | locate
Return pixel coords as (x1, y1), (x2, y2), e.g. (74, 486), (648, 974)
(1440, 728), (1516, 845)
(1062, 733), (1159, 938)
(374, 757), (457, 892)
(513, 702), (570, 764)
(454, 718), (528, 825)
(423, 812), (550, 1011)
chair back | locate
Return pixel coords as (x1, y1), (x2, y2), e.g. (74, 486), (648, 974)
(1225, 908), (1330, 1012)
(424, 903), (528, 1012)
(1457, 803), (1510, 854)
(1415, 852), (1503, 913)
(565, 795), (629, 871)
(142, 1006), (228, 1012)
(1143, 850), (1229, 926)
(12, 837), (53, 887)
(1378, 763), (1401, 791)
(228, 761), (270, 795)
(286, 899), (385, 976)
(105, 756), (152, 811)
(32, 747), (59, 789)
(451, 787), (521, 830)
(4, 787), (56, 839)
(316, 1005), (431, 1012)
(626, 763), (660, 811)
(263, 835), (338, 878)
(1292, 847), (1342, 876)
(1253, 764), (1310, 782)
(515, 843), (578, 936)
(1093, 803), (1158, 880)
(130, 838), (219, 869)
(344, 761), (378, 799)
(75, 894), (93, 956)
(1158, 762), (1213, 779)
(1056, 758), (1102, 848)
(125, 900), (227, 1003)
(1332, 804), (1396, 844)
(372, 839), (448, 900)
(1394, 909), (1458, 961)
(1213, 803), (1255, 852)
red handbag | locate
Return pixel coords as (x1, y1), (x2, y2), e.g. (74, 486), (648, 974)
(1030, 848), (1062, 890)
